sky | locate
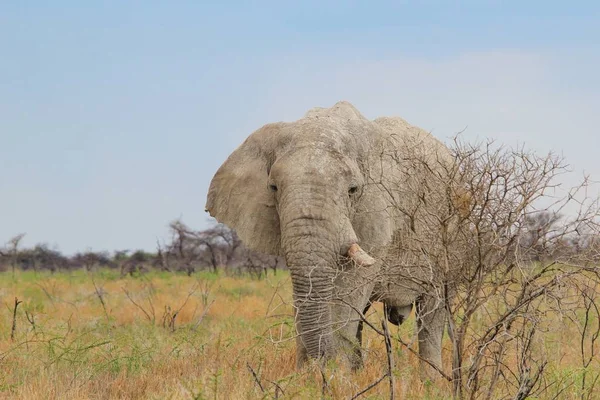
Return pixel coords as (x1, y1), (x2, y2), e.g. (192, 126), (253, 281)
(1, 1), (599, 255)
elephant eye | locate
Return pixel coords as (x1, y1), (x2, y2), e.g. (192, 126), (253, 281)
(348, 185), (358, 195)
(269, 184), (278, 192)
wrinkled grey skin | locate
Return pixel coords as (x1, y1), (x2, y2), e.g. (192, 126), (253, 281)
(206, 101), (450, 379)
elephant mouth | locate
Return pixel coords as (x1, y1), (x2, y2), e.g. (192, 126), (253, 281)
(346, 243), (376, 267)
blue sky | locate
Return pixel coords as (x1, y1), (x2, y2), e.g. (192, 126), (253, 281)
(1, 2), (599, 254)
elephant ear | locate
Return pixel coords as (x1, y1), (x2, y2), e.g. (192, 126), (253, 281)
(205, 123), (283, 256)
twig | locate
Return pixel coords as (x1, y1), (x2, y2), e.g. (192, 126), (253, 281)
(35, 282), (77, 309)
(25, 311), (35, 333)
(320, 366), (329, 396)
(268, 380), (285, 399)
(192, 299), (215, 331)
(382, 317), (396, 400)
(11, 297), (23, 341)
(122, 287), (154, 323)
(350, 374), (388, 400)
(169, 282), (199, 331)
(246, 362), (265, 393)
(92, 276), (110, 324)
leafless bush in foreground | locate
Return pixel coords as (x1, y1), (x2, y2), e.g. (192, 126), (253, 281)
(368, 137), (600, 399)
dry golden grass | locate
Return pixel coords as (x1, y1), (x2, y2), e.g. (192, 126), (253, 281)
(0, 269), (597, 399)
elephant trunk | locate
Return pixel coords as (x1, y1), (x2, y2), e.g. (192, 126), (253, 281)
(289, 257), (335, 359)
(278, 183), (373, 364)
(279, 186), (349, 361)
(285, 235), (376, 365)
(283, 222), (337, 360)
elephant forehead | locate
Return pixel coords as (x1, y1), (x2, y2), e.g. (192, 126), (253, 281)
(274, 147), (355, 179)
(276, 120), (376, 161)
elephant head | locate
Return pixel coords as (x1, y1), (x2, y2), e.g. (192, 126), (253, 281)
(206, 101), (452, 368)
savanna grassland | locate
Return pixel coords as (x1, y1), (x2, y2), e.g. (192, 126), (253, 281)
(0, 269), (597, 400)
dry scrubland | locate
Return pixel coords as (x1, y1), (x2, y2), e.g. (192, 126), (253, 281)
(0, 269), (598, 400)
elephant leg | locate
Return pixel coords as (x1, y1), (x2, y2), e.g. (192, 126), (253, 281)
(331, 300), (369, 370)
(356, 302), (371, 346)
(355, 302), (372, 360)
(355, 302), (413, 368)
(295, 333), (309, 369)
(415, 295), (445, 381)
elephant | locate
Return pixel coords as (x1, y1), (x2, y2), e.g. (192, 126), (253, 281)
(206, 101), (457, 380)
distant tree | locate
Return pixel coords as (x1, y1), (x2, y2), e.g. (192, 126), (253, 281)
(72, 251), (112, 271)
(520, 211), (563, 261)
(0, 233), (25, 276)
(167, 220), (205, 275)
(124, 250), (154, 276)
(15, 244), (68, 273)
(163, 219), (285, 276)
(1, 221), (286, 275)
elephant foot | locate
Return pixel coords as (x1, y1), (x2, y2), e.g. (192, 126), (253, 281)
(295, 336), (309, 369)
(336, 332), (366, 371)
(419, 359), (443, 382)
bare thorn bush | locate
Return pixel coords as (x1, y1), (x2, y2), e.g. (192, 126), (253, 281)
(363, 135), (600, 399)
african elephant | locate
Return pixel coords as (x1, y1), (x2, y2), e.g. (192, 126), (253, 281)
(206, 101), (455, 379)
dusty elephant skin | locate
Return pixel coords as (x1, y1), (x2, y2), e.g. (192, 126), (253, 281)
(206, 101), (452, 380)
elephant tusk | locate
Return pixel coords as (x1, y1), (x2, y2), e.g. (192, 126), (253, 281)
(347, 243), (376, 267)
